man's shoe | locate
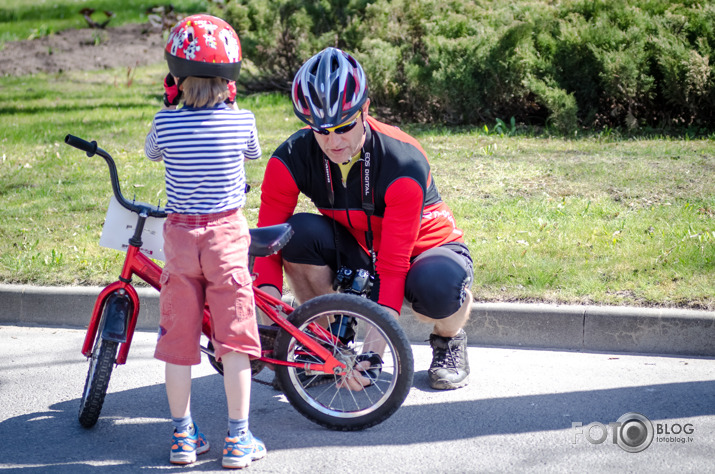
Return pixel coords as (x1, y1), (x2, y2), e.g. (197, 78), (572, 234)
(169, 423), (210, 465)
(428, 329), (470, 390)
(223, 430), (267, 469)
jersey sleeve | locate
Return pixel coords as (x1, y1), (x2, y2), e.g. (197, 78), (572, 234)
(253, 156), (301, 291)
(144, 118), (163, 162)
(242, 113), (262, 160)
(375, 177), (424, 313)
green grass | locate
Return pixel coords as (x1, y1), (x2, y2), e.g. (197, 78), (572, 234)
(0, 0), (208, 43)
(0, 64), (302, 286)
(0, 63), (713, 310)
(416, 131), (714, 309)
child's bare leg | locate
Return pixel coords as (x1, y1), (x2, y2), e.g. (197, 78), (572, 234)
(165, 362), (192, 418)
(221, 351), (252, 421)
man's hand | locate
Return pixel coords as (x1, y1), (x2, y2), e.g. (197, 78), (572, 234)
(338, 362), (373, 391)
(338, 352), (382, 391)
(163, 73), (182, 107)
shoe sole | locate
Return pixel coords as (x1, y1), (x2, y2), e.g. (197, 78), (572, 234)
(429, 377), (469, 390)
(170, 443), (210, 465)
(222, 450), (266, 469)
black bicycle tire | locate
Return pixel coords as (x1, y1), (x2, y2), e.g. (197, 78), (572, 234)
(274, 293), (413, 431)
(78, 338), (118, 428)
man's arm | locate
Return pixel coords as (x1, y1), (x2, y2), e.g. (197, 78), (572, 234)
(253, 157), (301, 292)
(375, 177), (424, 313)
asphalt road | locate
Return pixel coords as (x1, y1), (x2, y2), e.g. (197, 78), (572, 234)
(1, 325), (713, 473)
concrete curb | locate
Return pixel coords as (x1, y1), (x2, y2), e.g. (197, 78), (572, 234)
(1, 284), (713, 357)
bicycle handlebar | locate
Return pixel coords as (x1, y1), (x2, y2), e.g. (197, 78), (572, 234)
(64, 134), (98, 156)
(64, 134), (167, 218)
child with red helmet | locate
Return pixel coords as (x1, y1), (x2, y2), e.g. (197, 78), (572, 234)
(144, 14), (266, 469)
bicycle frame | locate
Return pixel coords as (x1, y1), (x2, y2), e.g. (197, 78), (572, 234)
(252, 287), (344, 374)
(66, 134), (347, 375)
(82, 243), (345, 373)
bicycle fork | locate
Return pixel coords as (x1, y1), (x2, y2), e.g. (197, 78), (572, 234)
(81, 243), (158, 365)
(82, 282), (140, 365)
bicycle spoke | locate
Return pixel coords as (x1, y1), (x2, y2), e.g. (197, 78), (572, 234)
(274, 294), (413, 430)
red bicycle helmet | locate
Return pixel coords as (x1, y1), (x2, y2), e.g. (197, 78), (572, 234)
(292, 47), (369, 129)
(165, 14), (241, 81)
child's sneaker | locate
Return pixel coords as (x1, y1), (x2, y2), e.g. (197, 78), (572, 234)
(222, 430), (266, 469)
(169, 424), (210, 465)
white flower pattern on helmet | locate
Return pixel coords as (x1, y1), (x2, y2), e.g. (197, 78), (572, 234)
(219, 29), (240, 63)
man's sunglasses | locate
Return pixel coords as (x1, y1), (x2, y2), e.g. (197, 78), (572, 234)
(311, 113), (361, 135)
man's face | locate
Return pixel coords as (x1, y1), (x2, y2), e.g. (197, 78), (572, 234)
(313, 107), (367, 164)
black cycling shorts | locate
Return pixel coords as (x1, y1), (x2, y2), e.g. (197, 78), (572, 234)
(281, 213), (474, 319)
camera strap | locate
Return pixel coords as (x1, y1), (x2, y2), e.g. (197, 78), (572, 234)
(322, 156), (344, 273)
(360, 150), (376, 272)
(321, 145), (376, 274)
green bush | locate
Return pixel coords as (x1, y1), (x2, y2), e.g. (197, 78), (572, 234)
(215, 0), (372, 91)
(212, 0), (715, 132)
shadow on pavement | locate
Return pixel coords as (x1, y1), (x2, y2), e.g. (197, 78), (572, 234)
(2, 372), (714, 472)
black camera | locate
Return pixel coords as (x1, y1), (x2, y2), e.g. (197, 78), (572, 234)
(333, 267), (372, 297)
(330, 267), (373, 344)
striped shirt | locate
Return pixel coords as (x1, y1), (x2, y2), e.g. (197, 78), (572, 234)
(145, 103), (261, 214)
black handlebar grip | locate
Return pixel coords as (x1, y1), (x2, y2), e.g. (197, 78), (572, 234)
(64, 134), (98, 157)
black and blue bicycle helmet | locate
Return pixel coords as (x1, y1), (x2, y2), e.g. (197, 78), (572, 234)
(291, 47), (369, 130)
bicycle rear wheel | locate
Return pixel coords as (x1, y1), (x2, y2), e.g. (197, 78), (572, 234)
(274, 293), (414, 431)
(78, 336), (118, 428)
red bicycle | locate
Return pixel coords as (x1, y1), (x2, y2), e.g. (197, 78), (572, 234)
(64, 134), (413, 431)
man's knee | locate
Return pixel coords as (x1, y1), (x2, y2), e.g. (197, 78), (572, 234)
(281, 213), (332, 264)
(405, 249), (471, 319)
(407, 281), (466, 319)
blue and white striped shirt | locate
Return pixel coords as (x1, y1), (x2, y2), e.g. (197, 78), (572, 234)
(145, 103), (261, 214)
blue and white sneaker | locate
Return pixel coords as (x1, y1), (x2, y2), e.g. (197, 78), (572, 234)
(222, 430), (266, 469)
(169, 423), (210, 465)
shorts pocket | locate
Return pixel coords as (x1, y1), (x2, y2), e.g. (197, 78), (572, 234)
(232, 268), (252, 287)
(160, 270), (170, 286)
(159, 271), (173, 318)
(232, 269), (255, 322)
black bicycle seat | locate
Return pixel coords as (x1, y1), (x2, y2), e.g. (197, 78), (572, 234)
(248, 223), (294, 257)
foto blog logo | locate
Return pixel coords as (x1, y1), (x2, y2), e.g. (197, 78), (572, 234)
(572, 412), (695, 453)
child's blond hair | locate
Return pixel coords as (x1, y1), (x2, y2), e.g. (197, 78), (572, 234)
(182, 77), (230, 108)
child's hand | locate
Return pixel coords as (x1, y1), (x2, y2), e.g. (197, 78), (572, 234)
(163, 73), (182, 107)
(225, 81), (237, 104)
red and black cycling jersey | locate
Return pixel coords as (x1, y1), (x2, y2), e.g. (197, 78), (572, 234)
(254, 116), (464, 312)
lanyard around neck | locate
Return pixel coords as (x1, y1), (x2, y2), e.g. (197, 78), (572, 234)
(322, 142), (376, 271)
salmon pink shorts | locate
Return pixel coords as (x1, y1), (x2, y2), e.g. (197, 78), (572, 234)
(155, 209), (261, 365)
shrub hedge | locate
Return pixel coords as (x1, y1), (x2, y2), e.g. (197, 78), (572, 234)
(211, 0), (715, 132)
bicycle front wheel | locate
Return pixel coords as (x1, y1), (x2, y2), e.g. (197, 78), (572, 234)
(78, 337), (118, 428)
(274, 293), (414, 431)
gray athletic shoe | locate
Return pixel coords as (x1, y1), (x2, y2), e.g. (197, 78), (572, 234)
(428, 329), (470, 390)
